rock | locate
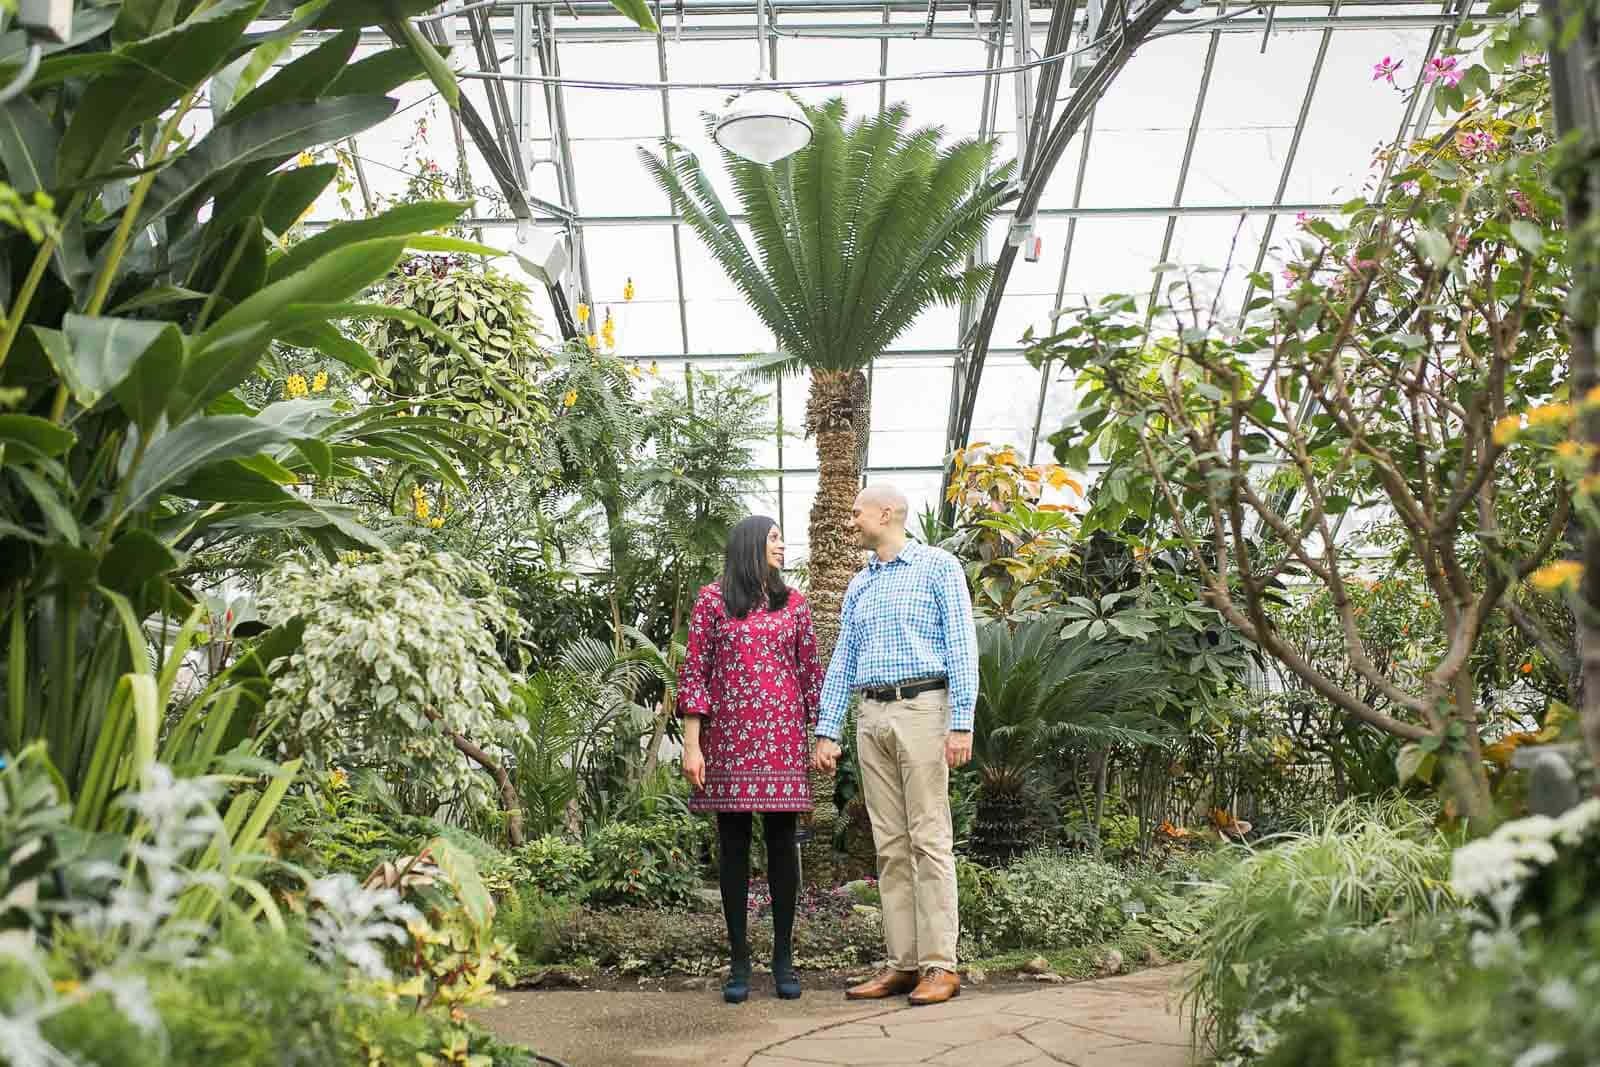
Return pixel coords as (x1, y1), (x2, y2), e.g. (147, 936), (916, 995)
(526, 967), (587, 989)
(1022, 955), (1052, 975)
(964, 966), (987, 986)
(1143, 945), (1167, 967)
(1097, 948), (1125, 977)
(1031, 971), (1066, 984)
(851, 904), (881, 922)
(673, 975), (718, 992)
(691, 887), (723, 913)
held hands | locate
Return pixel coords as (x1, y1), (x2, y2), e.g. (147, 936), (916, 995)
(682, 745), (706, 790)
(945, 731), (972, 769)
(812, 737), (842, 773)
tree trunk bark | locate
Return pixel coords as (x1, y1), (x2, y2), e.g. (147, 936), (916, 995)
(424, 707), (525, 847)
(801, 367), (870, 885)
(1546, 0), (1600, 790)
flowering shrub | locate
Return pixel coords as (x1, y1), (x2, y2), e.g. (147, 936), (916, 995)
(584, 816), (710, 908)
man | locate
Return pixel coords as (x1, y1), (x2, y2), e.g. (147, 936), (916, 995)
(813, 484), (978, 1006)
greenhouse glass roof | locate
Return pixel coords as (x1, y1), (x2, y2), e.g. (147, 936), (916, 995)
(274, 0), (1493, 554)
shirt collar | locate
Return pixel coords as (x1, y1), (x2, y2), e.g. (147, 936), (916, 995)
(868, 540), (922, 571)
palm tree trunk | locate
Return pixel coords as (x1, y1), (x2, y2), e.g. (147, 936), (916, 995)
(801, 367), (869, 885)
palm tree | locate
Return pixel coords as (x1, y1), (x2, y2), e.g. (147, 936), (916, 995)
(641, 99), (1012, 880)
(972, 617), (1176, 861)
(640, 99), (1013, 660)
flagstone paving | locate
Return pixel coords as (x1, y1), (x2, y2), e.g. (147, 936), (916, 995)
(477, 965), (1195, 1067)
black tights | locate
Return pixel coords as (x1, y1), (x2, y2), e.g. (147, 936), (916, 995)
(717, 812), (799, 966)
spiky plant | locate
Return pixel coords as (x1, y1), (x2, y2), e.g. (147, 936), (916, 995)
(641, 100), (1013, 877)
(972, 617), (1176, 862)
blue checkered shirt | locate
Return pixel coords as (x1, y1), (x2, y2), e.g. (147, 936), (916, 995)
(816, 541), (979, 740)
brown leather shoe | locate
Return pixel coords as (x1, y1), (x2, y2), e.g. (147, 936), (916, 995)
(844, 967), (921, 999)
(908, 967), (961, 1006)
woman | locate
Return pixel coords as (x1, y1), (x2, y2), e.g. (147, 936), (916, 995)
(677, 516), (823, 1003)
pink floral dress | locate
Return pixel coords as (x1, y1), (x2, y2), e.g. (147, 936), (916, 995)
(677, 583), (823, 812)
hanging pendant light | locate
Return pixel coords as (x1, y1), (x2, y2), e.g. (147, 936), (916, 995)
(712, 0), (811, 165)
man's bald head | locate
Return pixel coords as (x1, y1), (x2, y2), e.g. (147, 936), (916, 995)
(849, 484), (910, 554)
(856, 484), (909, 524)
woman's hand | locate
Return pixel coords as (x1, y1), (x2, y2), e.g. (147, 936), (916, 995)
(682, 744), (706, 790)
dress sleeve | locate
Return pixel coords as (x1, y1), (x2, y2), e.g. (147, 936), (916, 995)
(793, 597), (823, 728)
(676, 588), (718, 718)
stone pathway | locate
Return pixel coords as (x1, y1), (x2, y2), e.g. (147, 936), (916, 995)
(477, 966), (1195, 1067)
(747, 967), (1193, 1067)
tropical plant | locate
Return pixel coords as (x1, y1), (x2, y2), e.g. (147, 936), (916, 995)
(1032, 54), (1569, 821)
(258, 545), (528, 843)
(0, 3), (501, 812)
(971, 617), (1175, 860)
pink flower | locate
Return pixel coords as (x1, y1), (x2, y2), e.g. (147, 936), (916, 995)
(1281, 267), (1299, 285)
(1372, 56), (1403, 84)
(1296, 211), (1319, 228)
(1424, 56), (1462, 87)
(1510, 190), (1534, 218)
(1457, 130), (1497, 157)
(1347, 255), (1378, 273)
(1455, 233), (1470, 252)
(1401, 180), (1421, 196)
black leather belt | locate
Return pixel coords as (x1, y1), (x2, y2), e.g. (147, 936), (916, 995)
(860, 678), (947, 702)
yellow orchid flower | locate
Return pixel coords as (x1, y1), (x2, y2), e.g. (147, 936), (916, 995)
(576, 302), (590, 325)
(624, 277), (635, 301)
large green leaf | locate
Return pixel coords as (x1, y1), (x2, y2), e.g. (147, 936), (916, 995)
(0, 416), (75, 463)
(260, 163), (339, 233)
(123, 415), (300, 516)
(11, 467), (79, 547)
(385, 16), (458, 110)
(607, 0), (660, 32)
(267, 201), (466, 282)
(0, 96), (56, 195)
(280, 320), (382, 377)
(326, 46), (430, 98)
(100, 531), (181, 596)
(141, 96), (396, 228)
(111, 324), (184, 433)
(311, 0), (441, 27)
(173, 458), (295, 503)
(167, 323), (273, 422)
(199, 236), (411, 351)
(48, 315), (174, 408)
(224, 29), (360, 127)
(56, 0), (268, 184)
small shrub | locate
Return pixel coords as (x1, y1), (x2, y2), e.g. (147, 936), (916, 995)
(518, 835), (593, 898)
(554, 905), (883, 975)
(586, 815), (710, 908)
(495, 886), (580, 966)
(965, 850), (1134, 951)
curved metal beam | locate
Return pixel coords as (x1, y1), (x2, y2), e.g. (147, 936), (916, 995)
(942, 0), (1186, 519)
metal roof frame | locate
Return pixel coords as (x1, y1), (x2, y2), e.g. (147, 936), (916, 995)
(286, 0), (1506, 534)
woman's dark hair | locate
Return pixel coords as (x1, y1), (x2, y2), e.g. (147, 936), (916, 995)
(721, 516), (790, 618)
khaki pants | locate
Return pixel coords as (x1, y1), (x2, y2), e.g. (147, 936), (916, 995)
(856, 689), (958, 972)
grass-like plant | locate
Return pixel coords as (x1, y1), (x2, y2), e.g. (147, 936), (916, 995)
(1181, 796), (1455, 1053)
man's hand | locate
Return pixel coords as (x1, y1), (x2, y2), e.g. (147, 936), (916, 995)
(682, 745), (706, 789)
(945, 731), (972, 768)
(812, 737), (842, 773)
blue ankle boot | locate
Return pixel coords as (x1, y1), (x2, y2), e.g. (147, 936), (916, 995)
(773, 948), (801, 1000)
(723, 958), (752, 1004)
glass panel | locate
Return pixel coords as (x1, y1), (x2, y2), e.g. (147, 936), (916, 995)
(569, 139), (671, 215)
(868, 358), (954, 468)
(558, 44), (668, 139)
